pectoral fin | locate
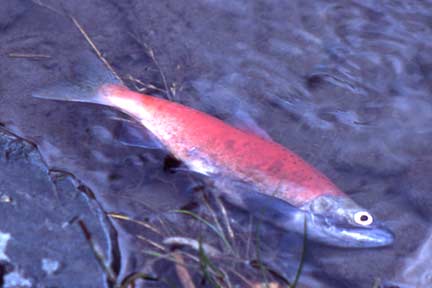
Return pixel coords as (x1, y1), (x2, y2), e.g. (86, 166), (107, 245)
(114, 120), (164, 150)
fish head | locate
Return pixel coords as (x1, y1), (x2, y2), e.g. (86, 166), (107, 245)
(302, 195), (394, 248)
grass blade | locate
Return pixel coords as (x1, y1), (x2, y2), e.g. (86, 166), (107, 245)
(173, 210), (232, 251)
(290, 215), (307, 288)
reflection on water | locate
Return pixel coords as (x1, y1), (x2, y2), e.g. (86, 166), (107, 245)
(0, 0), (432, 287)
(390, 229), (432, 288)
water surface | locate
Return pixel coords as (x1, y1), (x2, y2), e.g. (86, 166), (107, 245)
(0, 0), (431, 287)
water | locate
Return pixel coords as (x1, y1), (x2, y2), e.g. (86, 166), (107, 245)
(1, 0), (431, 287)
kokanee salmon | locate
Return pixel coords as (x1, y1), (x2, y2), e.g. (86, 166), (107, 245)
(34, 61), (394, 248)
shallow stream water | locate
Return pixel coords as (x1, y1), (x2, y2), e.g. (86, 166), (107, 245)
(1, 1), (431, 287)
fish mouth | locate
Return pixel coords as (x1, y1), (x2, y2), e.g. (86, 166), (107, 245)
(336, 225), (394, 248)
(307, 215), (395, 248)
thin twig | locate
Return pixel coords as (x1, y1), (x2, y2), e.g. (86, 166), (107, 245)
(173, 252), (196, 288)
(136, 235), (166, 252)
(31, 1), (123, 85)
(120, 272), (158, 288)
(78, 220), (117, 282)
(71, 16), (123, 84)
(129, 33), (173, 100)
(215, 196), (235, 241)
(107, 212), (162, 235)
(127, 74), (166, 93)
(31, 0), (64, 15)
(8, 53), (51, 59)
(252, 282), (281, 288)
(245, 216), (254, 259)
(202, 196), (231, 253)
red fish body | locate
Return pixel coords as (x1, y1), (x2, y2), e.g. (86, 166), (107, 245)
(101, 84), (344, 207)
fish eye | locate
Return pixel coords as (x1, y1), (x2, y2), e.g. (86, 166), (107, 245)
(354, 211), (373, 226)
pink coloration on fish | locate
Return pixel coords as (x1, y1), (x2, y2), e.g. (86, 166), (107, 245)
(100, 84), (344, 207)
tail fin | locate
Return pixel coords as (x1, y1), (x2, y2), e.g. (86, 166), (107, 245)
(33, 53), (121, 105)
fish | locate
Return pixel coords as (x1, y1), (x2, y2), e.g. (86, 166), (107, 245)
(34, 59), (394, 248)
